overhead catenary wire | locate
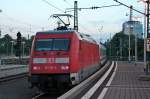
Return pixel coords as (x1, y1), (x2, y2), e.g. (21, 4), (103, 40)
(41, 0), (75, 30)
(42, 0), (65, 13)
(0, 12), (53, 37)
(0, 24), (37, 38)
(1, 24), (40, 32)
(41, 0), (104, 34)
(0, 12), (43, 29)
(13, 0), (111, 37)
(63, 0), (73, 8)
(65, 3), (122, 33)
(65, 4), (121, 12)
(114, 0), (146, 16)
(79, 23), (97, 34)
(41, 0), (74, 28)
(0, 0), (72, 38)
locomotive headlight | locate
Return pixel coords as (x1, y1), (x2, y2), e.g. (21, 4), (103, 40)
(33, 66), (37, 70)
(61, 66), (69, 70)
(33, 66), (40, 70)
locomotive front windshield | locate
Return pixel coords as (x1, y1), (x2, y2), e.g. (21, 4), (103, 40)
(35, 38), (70, 51)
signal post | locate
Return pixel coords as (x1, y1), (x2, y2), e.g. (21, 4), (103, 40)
(16, 32), (22, 63)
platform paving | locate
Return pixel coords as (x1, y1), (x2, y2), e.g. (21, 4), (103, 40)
(103, 61), (150, 99)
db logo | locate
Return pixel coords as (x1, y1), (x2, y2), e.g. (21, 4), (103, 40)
(50, 52), (54, 55)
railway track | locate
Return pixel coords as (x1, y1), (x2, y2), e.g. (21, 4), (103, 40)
(32, 61), (115, 99)
(0, 73), (27, 83)
(32, 92), (46, 99)
(31, 86), (72, 99)
(31, 90), (63, 99)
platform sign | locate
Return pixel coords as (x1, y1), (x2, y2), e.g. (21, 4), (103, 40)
(147, 38), (150, 52)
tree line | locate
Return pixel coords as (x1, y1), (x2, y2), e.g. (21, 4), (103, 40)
(0, 34), (34, 56)
(106, 31), (144, 61)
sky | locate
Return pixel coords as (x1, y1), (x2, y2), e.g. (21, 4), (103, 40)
(0, 0), (145, 42)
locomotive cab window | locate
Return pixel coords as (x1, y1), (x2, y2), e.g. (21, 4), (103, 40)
(35, 38), (70, 51)
(53, 39), (70, 51)
(35, 39), (53, 51)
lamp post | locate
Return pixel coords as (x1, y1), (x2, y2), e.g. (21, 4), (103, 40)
(137, 0), (149, 72)
(135, 32), (138, 64)
(98, 26), (103, 43)
(129, 26), (133, 62)
(127, 24), (133, 62)
(0, 9), (2, 38)
(109, 33), (112, 60)
(138, 0), (148, 67)
(143, 1), (147, 69)
(119, 38), (123, 60)
(22, 42), (25, 57)
(10, 41), (14, 56)
(5, 43), (9, 56)
(129, 29), (131, 62)
(0, 6), (3, 63)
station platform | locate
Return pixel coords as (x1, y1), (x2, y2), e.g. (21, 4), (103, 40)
(102, 61), (150, 99)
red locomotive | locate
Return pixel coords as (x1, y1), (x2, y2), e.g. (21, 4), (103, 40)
(28, 13), (106, 91)
(28, 29), (106, 91)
